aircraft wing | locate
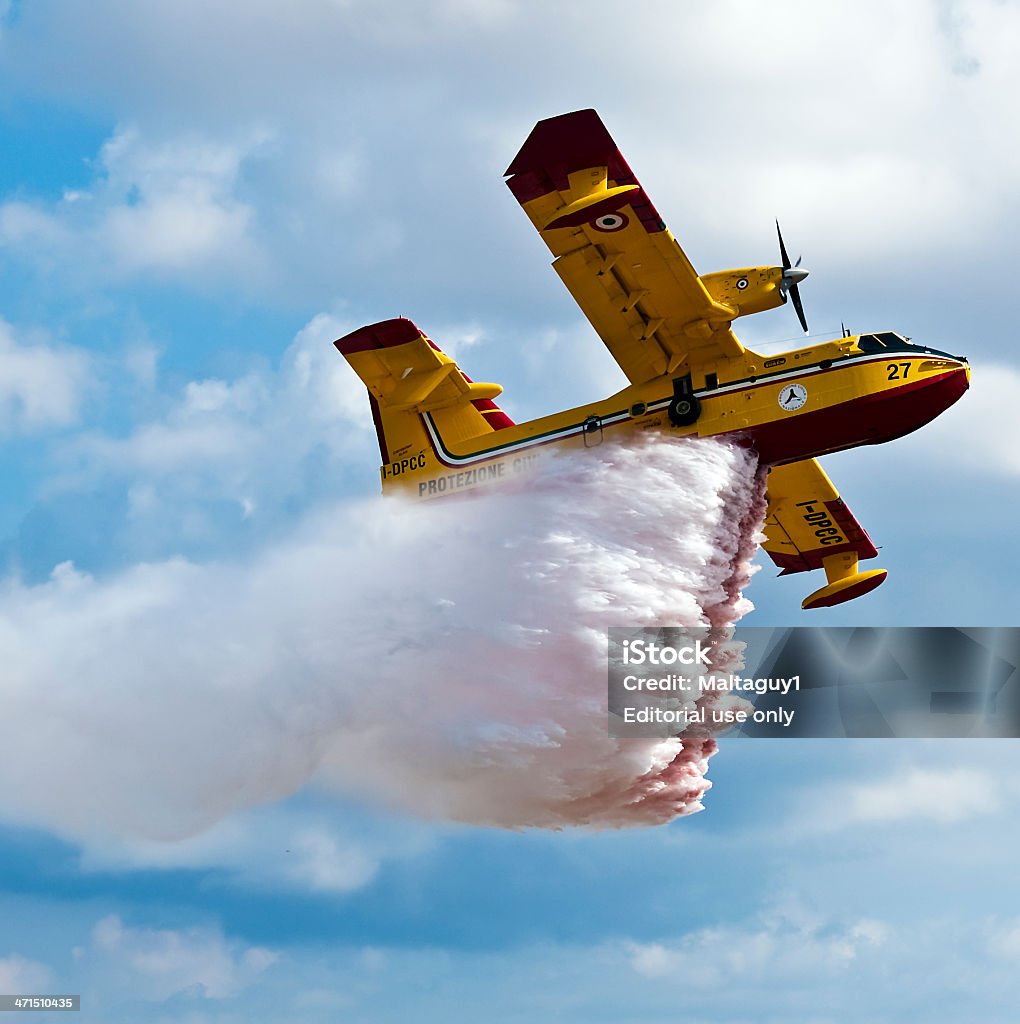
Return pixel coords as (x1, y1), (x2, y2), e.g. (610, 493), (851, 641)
(763, 459), (888, 609)
(505, 109), (744, 385)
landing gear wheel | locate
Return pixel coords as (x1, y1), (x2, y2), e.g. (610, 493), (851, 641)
(667, 394), (701, 427)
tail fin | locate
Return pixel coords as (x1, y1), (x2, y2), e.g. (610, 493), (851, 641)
(334, 318), (514, 493)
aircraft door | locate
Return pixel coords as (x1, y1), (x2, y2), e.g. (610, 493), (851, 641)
(582, 415), (604, 447)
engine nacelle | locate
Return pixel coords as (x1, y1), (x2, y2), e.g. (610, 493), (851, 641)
(700, 266), (786, 320)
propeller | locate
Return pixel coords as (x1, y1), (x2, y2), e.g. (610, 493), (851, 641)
(776, 220), (809, 333)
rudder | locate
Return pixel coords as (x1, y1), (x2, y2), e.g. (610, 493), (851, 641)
(334, 318), (514, 494)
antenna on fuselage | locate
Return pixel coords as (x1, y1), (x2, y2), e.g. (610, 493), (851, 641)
(841, 322), (852, 338)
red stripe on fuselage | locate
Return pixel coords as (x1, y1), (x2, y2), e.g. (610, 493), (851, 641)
(745, 367), (969, 466)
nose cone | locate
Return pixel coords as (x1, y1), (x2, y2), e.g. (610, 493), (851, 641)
(956, 359), (971, 403)
(856, 353), (970, 449)
(937, 354), (970, 399)
(920, 356), (970, 426)
(782, 266), (810, 286)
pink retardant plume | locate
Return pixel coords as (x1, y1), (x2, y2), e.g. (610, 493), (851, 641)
(0, 436), (763, 841)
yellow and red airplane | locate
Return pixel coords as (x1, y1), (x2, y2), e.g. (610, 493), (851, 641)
(335, 109), (969, 610)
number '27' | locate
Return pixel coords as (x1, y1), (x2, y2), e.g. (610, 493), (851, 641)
(887, 362), (911, 380)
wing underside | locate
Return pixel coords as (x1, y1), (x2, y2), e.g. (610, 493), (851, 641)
(763, 459), (888, 609)
(505, 109), (744, 385)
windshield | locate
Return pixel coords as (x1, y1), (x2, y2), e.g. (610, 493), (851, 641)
(858, 332), (913, 353)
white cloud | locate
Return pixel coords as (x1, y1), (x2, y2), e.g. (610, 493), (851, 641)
(0, 953), (54, 993)
(424, 322), (485, 361)
(76, 803), (401, 896)
(277, 312), (376, 428)
(976, 913), (1020, 969)
(904, 361), (1020, 477)
(626, 911), (888, 983)
(806, 765), (1002, 830)
(0, 319), (91, 434)
(2, 0), (1019, 317)
(85, 915), (276, 1001)
(98, 129), (261, 276)
(987, 918), (1020, 960)
(12, 887), (1020, 1023)
(625, 900), (890, 988)
(62, 313), (374, 530)
(0, 127), (266, 288)
(285, 828), (379, 893)
(82, 414), (255, 473)
(46, 308), (583, 568)
(101, 313), (366, 472)
(0, 201), (72, 248)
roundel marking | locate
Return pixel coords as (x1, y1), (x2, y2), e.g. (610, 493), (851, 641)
(778, 382), (808, 411)
(736, 277), (749, 290)
(592, 212), (628, 232)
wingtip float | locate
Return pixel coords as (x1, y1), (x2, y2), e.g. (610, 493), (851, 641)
(335, 109), (970, 610)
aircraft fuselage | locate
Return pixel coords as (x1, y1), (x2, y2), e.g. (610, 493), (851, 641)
(396, 332), (969, 498)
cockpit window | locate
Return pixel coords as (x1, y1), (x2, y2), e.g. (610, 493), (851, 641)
(858, 332), (913, 353)
(876, 332), (912, 349)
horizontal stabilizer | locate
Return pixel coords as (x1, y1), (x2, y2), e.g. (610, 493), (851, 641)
(334, 318), (515, 481)
(335, 318), (504, 416)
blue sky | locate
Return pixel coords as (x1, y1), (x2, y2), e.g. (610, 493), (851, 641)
(1, 2), (1019, 1020)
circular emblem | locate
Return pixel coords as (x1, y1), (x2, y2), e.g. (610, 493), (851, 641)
(592, 213), (628, 232)
(778, 383), (808, 411)
(736, 277), (749, 290)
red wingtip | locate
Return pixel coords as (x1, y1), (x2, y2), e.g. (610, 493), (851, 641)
(504, 109), (615, 178)
(505, 110), (665, 230)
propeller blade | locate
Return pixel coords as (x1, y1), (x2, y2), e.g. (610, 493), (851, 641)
(776, 219), (792, 270)
(790, 282), (809, 333)
(777, 220), (808, 331)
